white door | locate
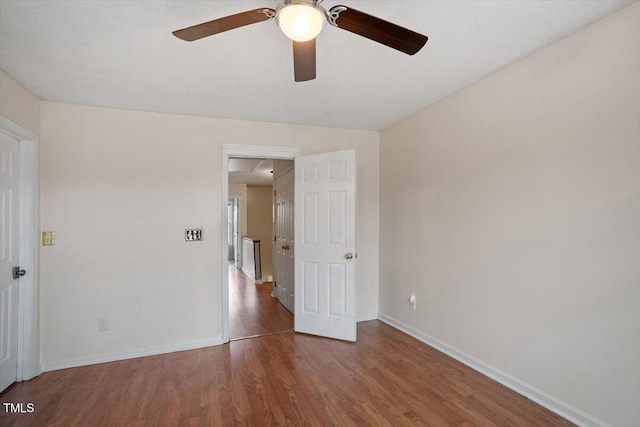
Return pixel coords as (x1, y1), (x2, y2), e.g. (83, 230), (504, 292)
(284, 172), (294, 312)
(274, 169), (295, 312)
(295, 149), (356, 341)
(233, 200), (239, 268)
(227, 198), (240, 266)
(227, 200), (234, 260)
(0, 132), (20, 392)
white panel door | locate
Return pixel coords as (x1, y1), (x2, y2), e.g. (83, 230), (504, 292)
(227, 200), (234, 260)
(284, 172), (295, 312)
(233, 200), (239, 268)
(0, 132), (20, 392)
(275, 175), (285, 305)
(295, 149), (356, 341)
(274, 169), (295, 312)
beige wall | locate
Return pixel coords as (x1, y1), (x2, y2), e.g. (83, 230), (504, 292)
(379, 3), (639, 426)
(39, 101), (379, 367)
(0, 69), (40, 136)
(247, 186), (273, 280)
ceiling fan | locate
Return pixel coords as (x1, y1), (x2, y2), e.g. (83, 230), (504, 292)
(172, 0), (428, 82)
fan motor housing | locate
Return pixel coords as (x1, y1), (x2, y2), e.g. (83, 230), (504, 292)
(275, 0), (328, 42)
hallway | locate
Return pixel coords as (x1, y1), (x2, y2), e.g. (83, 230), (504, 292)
(229, 264), (293, 339)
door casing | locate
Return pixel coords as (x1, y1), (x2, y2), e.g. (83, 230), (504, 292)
(0, 116), (39, 382)
(221, 144), (302, 343)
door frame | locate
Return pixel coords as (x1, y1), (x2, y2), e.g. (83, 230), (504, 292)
(0, 116), (39, 381)
(221, 144), (302, 343)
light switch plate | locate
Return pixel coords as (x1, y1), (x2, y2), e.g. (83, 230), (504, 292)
(42, 231), (55, 246)
(185, 228), (203, 241)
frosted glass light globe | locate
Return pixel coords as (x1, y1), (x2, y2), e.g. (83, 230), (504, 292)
(276, 3), (326, 42)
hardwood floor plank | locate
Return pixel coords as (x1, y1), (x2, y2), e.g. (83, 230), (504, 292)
(1, 323), (574, 426)
(228, 265), (293, 340)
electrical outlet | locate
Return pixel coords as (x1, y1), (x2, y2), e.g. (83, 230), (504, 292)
(98, 318), (109, 332)
(409, 295), (416, 310)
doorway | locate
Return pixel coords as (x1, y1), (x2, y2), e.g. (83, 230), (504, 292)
(226, 153), (296, 340)
(221, 144), (358, 343)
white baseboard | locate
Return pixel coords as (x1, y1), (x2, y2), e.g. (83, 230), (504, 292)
(240, 267), (263, 284)
(377, 313), (608, 427)
(41, 337), (224, 372)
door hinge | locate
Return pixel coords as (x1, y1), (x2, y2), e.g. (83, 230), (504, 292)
(13, 266), (26, 280)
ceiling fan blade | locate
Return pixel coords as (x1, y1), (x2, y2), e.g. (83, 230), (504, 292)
(173, 8), (276, 42)
(328, 6), (428, 55)
(293, 39), (316, 82)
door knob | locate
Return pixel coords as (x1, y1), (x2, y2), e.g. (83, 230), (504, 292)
(13, 267), (26, 280)
(345, 252), (353, 260)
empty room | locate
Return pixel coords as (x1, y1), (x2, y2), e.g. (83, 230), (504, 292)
(0, 1), (638, 426)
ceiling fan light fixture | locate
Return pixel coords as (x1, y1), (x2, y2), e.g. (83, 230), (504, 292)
(276, 0), (326, 42)
(173, 2), (428, 83)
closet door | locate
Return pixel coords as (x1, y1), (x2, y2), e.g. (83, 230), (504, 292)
(0, 132), (20, 392)
(274, 168), (294, 312)
(283, 171), (295, 312)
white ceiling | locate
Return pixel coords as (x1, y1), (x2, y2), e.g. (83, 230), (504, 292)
(0, 1), (633, 131)
(229, 158), (274, 187)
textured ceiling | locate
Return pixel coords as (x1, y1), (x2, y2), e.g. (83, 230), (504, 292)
(0, 0), (634, 130)
(229, 159), (274, 187)
(229, 158), (265, 173)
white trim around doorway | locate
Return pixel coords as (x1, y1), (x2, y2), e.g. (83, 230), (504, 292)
(221, 144), (302, 343)
(0, 116), (39, 380)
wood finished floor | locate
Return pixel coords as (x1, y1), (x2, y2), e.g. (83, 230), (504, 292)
(0, 321), (572, 426)
(229, 265), (293, 340)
